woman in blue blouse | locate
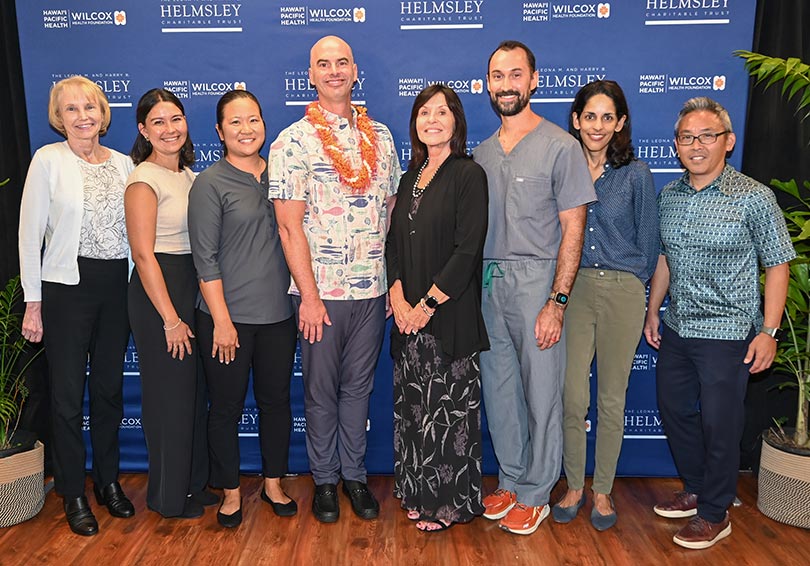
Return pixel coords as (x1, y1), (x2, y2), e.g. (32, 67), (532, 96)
(552, 80), (659, 530)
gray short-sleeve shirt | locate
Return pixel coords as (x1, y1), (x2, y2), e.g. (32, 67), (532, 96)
(188, 159), (293, 325)
(473, 119), (596, 260)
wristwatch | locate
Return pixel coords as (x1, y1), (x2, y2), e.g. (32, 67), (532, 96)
(548, 290), (569, 308)
(423, 294), (440, 309)
(760, 326), (779, 339)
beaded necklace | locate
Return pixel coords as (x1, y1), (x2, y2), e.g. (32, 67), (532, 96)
(412, 157), (447, 199)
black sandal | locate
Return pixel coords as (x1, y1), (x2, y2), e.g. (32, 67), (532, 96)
(416, 518), (454, 532)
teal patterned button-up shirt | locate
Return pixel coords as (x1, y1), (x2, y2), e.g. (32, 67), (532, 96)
(659, 164), (795, 340)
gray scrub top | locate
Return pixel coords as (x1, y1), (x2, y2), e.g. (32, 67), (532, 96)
(474, 119), (596, 260)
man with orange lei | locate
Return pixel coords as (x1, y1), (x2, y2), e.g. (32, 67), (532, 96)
(269, 35), (401, 524)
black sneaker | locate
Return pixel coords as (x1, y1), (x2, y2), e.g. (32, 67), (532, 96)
(312, 483), (339, 523)
(342, 480), (379, 520)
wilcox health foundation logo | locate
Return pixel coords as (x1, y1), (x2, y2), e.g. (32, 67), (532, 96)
(42, 7), (127, 29)
(279, 5), (366, 26)
(164, 78), (246, 100)
(551, 1), (609, 20)
(397, 76), (484, 97)
(644, 0), (730, 26)
(638, 72), (726, 94)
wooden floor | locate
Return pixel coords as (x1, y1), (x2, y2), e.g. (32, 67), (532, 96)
(1, 473), (806, 566)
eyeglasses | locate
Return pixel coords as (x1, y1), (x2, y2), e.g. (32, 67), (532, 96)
(675, 131), (729, 145)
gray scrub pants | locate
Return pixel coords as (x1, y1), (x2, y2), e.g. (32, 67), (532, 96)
(293, 295), (386, 486)
(480, 258), (564, 507)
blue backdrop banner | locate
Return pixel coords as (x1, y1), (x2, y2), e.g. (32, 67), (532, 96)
(16, 0), (756, 478)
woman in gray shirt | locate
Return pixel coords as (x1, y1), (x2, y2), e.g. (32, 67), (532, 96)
(188, 90), (297, 528)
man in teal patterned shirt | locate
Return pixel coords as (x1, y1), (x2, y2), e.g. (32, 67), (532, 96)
(643, 97), (795, 550)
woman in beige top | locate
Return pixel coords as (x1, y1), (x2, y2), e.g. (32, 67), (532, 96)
(125, 88), (215, 519)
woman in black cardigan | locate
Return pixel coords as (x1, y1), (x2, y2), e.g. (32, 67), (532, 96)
(386, 84), (489, 532)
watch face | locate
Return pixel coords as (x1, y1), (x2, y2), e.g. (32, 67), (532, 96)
(557, 294), (568, 305)
(425, 295), (439, 309)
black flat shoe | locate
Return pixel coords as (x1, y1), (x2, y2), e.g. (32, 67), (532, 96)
(260, 488), (298, 517)
(189, 489), (220, 507)
(217, 498), (243, 528)
(94, 481), (135, 518)
(64, 495), (98, 536)
(342, 480), (379, 520)
(312, 483), (339, 523)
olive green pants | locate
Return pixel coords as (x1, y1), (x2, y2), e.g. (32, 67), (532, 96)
(562, 268), (646, 494)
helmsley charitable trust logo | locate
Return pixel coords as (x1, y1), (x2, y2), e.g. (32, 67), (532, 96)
(533, 66), (608, 101)
(42, 8), (127, 29)
(194, 141), (226, 173)
(279, 5), (366, 26)
(644, 0), (730, 26)
(635, 135), (681, 172)
(50, 72), (133, 107)
(160, 0), (243, 33)
(283, 69), (367, 105)
(638, 72), (726, 94)
(397, 76), (484, 97)
(400, 0), (484, 30)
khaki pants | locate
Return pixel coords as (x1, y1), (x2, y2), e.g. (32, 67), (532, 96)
(562, 268), (646, 494)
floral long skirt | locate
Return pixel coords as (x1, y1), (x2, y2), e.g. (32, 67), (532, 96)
(393, 332), (484, 524)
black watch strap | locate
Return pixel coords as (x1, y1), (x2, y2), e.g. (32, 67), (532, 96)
(423, 294), (439, 309)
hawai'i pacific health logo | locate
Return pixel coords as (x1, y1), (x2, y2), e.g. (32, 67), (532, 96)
(278, 5), (366, 26)
(283, 68), (367, 106)
(643, 0), (731, 27)
(50, 72), (133, 107)
(400, 0), (484, 30)
(159, 0), (244, 34)
(41, 7), (127, 29)
(637, 72), (727, 94)
(397, 76), (484, 98)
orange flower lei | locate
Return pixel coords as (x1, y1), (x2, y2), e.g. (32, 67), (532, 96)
(306, 102), (378, 194)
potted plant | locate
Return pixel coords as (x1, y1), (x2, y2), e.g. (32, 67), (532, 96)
(736, 50), (810, 529)
(0, 275), (45, 527)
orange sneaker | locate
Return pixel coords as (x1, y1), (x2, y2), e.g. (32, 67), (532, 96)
(499, 503), (550, 535)
(483, 488), (516, 520)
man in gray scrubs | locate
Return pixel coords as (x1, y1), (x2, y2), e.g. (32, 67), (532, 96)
(473, 40), (595, 535)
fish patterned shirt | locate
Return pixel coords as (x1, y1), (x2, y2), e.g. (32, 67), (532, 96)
(268, 105), (401, 300)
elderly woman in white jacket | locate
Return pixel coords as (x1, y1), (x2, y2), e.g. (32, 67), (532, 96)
(19, 75), (134, 537)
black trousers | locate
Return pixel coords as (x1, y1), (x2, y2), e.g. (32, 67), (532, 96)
(129, 254), (209, 517)
(196, 310), (297, 488)
(41, 257), (129, 498)
(657, 323), (754, 523)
